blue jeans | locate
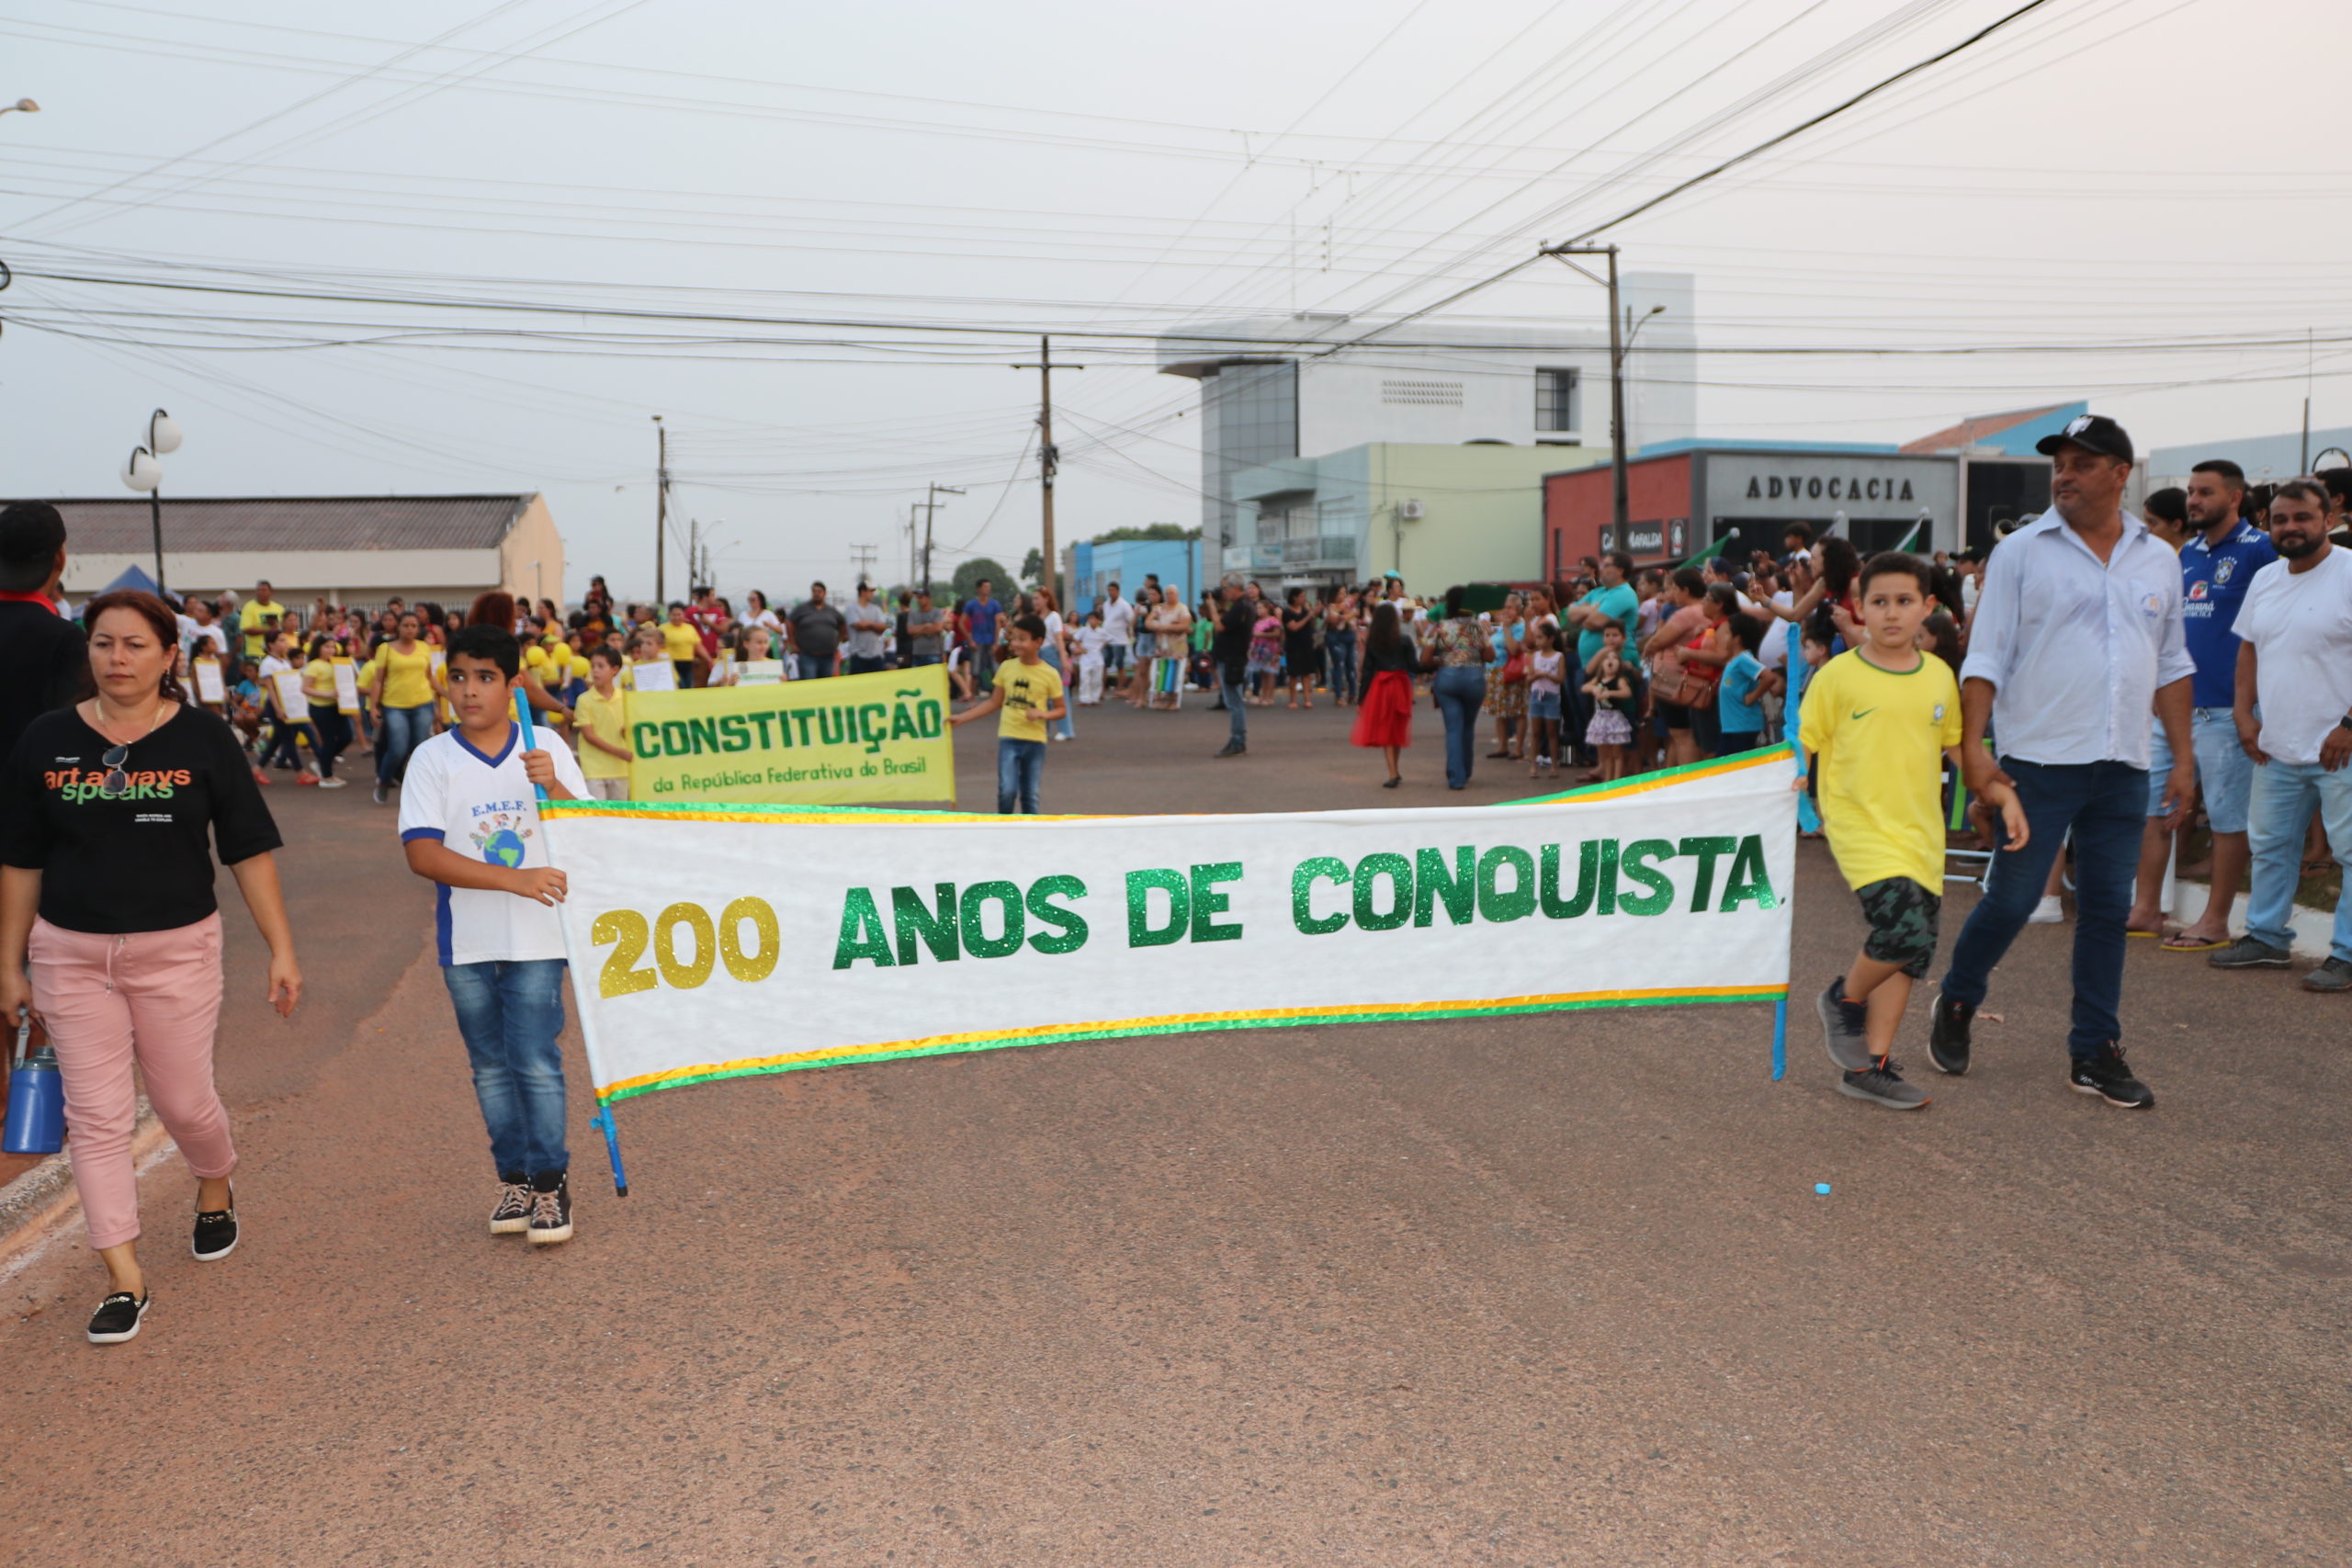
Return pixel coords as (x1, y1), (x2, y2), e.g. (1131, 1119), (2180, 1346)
(793, 654), (831, 681)
(972, 643), (998, 690)
(442, 959), (571, 1181)
(260, 715), (310, 770)
(1327, 633), (1358, 703)
(1218, 668), (1248, 749)
(1940, 758), (2144, 1055)
(1431, 664), (1486, 788)
(376, 702), (435, 787)
(997, 738), (1045, 813)
(2246, 759), (2352, 963)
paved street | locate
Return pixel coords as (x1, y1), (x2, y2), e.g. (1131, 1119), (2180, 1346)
(3, 697), (2347, 1566)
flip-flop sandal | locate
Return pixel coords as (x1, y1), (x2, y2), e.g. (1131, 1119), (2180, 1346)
(2161, 933), (2229, 952)
(2125, 928), (2160, 939)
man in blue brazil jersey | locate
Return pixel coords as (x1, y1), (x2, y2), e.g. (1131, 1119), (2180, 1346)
(2132, 458), (2274, 949)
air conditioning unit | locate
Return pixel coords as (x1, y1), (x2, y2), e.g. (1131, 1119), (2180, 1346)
(1398, 500), (1426, 521)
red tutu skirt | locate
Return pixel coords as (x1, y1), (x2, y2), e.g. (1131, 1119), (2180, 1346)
(1351, 669), (1414, 749)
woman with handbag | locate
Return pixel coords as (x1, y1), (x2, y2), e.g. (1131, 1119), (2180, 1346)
(1485, 592), (1528, 760)
(0, 589), (301, 1345)
(1424, 586), (1493, 790)
(1642, 567), (1715, 768)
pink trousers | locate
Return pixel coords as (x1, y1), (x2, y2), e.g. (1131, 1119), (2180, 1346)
(28, 914), (236, 1250)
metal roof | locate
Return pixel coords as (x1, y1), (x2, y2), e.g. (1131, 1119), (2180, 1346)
(35, 494), (535, 554)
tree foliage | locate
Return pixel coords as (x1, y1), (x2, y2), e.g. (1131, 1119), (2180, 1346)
(951, 558), (1012, 604)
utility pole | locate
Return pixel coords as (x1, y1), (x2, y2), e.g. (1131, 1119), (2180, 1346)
(652, 415), (670, 604)
(919, 481), (964, 592)
(1013, 337), (1083, 604)
(849, 543), (878, 587)
(1542, 245), (1662, 554)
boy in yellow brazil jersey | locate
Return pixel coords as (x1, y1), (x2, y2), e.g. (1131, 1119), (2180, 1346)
(1797, 553), (2026, 1110)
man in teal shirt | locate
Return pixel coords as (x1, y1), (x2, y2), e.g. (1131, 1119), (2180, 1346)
(1563, 551), (1638, 767)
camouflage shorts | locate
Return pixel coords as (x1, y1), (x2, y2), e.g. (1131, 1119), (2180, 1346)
(1856, 876), (1940, 978)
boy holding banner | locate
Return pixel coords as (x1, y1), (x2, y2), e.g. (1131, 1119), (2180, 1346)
(949, 613), (1067, 814)
(1799, 553), (2026, 1111)
(398, 625), (591, 1245)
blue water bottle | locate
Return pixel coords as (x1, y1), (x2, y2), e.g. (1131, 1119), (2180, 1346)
(5, 1021), (65, 1156)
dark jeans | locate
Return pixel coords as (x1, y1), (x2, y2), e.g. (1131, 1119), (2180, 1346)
(1327, 633), (1358, 703)
(306, 704), (351, 778)
(1565, 676), (1596, 764)
(793, 654), (832, 681)
(997, 738), (1045, 813)
(1939, 758), (2143, 1055)
(972, 643), (998, 689)
(376, 703), (435, 787)
(442, 958), (570, 1181)
(1431, 664), (1486, 789)
(260, 715), (310, 770)
(1218, 667), (1248, 749)
(848, 654), (888, 675)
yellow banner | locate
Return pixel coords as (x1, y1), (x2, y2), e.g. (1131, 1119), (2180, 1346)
(622, 664), (955, 806)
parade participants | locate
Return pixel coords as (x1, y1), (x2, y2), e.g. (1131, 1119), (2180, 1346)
(255, 627), (321, 784)
(1099, 581), (1133, 690)
(845, 582), (890, 676)
(2141, 487), (2191, 551)
(0, 502), (89, 762)
(1643, 567), (1712, 768)
(1803, 553), (2025, 1111)
(399, 623), (589, 1246)
(235, 580), (282, 664)
(686, 585), (726, 659)
(363, 611), (441, 807)
(1930, 415), (2193, 1108)
(949, 613), (1066, 814)
(1282, 588), (1319, 709)
(1524, 619), (1566, 780)
(1424, 587), (1493, 791)
(572, 644), (632, 802)
(2135, 460), (2273, 949)
(1211, 575), (1253, 758)
(1351, 600), (1419, 787)
(300, 633), (350, 787)
(2209, 481), (2352, 989)
(660, 603), (704, 688)
(786, 582), (846, 682)
(907, 590), (946, 668)
(1, 589), (300, 1344)
(959, 578), (1004, 688)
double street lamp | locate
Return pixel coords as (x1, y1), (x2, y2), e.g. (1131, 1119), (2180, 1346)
(119, 408), (181, 595)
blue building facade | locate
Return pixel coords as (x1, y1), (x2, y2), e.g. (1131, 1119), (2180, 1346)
(1070, 537), (1206, 615)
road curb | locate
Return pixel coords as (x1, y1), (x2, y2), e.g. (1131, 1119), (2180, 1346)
(0, 1099), (164, 1270)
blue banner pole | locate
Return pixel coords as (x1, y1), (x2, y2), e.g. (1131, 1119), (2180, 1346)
(1771, 995), (1788, 1081)
(515, 690), (630, 1196)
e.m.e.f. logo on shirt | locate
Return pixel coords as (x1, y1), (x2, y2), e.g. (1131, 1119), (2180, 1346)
(42, 767), (192, 804)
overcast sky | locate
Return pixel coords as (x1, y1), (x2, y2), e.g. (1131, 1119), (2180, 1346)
(4, 0), (2345, 601)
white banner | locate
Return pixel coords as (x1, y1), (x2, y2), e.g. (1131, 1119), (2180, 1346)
(542, 749), (1798, 1112)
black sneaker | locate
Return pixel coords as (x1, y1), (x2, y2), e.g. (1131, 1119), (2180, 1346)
(2209, 936), (2290, 970)
(1838, 1055), (1929, 1110)
(2069, 1045), (2154, 1109)
(526, 1178), (573, 1246)
(489, 1180), (533, 1236)
(192, 1196), (238, 1262)
(1213, 743), (1246, 759)
(1928, 990), (1974, 1076)
(371, 781), (390, 806)
(1815, 976), (1873, 1072)
(86, 1291), (151, 1345)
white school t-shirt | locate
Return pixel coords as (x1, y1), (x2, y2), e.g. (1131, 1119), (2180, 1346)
(2233, 548), (2352, 767)
(398, 725), (589, 965)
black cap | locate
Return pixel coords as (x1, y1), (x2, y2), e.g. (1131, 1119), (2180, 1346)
(0, 501), (66, 593)
(2035, 412), (2133, 465)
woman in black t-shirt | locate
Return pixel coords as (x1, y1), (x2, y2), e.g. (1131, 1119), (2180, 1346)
(0, 589), (302, 1347)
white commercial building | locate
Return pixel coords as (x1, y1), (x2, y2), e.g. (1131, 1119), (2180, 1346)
(1157, 276), (1698, 559)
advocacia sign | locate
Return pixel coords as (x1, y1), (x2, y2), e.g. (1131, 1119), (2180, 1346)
(542, 748), (1796, 1114)
(623, 664), (954, 807)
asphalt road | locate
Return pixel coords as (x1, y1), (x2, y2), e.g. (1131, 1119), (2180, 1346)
(3, 694), (2346, 1566)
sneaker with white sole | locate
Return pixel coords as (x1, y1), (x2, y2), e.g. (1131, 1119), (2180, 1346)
(316, 775), (348, 790)
(2304, 956), (2352, 993)
(2209, 936), (2291, 970)
(526, 1178), (573, 1246)
(371, 782), (390, 806)
(192, 1192), (238, 1261)
(489, 1180), (533, 1235)
(2069, 1045), (2154, 1109)
(2027, 895), (2064, 924)
(86, 1291), (151, 1345)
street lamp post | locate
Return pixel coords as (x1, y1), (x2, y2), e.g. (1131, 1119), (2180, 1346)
(0, 99), (38, 117)
(119, 408), (181, 595)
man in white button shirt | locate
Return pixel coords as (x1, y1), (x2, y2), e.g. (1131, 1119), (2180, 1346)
(2208, 480), (2352, 990)
(1928, 414), (2194, 1109)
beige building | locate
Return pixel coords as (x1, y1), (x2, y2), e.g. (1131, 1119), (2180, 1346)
(51, 493), (565, 609)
